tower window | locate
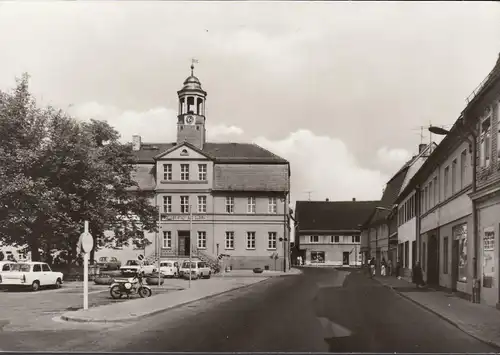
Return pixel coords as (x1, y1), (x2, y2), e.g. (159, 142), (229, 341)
(187, 97), (195, 114)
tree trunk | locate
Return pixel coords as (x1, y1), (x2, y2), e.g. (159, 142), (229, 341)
(29, 238), (41, 261)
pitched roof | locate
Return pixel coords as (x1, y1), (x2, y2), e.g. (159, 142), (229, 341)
(132, 142), (288, 164)
(295, 200), (379, 232)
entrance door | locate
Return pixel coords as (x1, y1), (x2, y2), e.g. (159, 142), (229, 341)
(412, 241), (417, 267)
(343, 252), (350, 265)
(427, 234), (440, 286)
(177, 231), (191, 257)
(451, 239), (459, 291)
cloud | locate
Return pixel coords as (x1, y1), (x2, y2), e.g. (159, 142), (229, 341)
(69, 103), (391, 205)
(376, 147), (412, 174)
(254, 129), (389, 204)
(68, 102), (245, 143)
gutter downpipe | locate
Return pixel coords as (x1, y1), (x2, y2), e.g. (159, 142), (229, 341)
(415, 187), (421, 264)
(470, 127), (479, 303)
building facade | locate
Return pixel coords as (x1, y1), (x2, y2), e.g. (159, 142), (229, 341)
(95, 65), (291, 271)
(295, 199), (377, 266)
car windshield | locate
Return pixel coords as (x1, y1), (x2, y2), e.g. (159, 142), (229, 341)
(126, 260), (139, 266)
(160, 262), (171, 267)
(11, 263), (30, 272)
(182, 262), (197, 268)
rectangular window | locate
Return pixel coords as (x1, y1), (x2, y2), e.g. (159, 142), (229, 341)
(443, 236), (449, 274)
(480, 115), (491, 168)
(343, 235), (350, 243)
(268, 197), (277, 214)
(424, 186), (428, 212)
(163, 196), (172, 213)
(198, 164), (207, 181)
(311, 251), (325, 264)
(404, 241), (409, 268)
(460, 149), (467, 189)
(246, 232), (256, 249)
(247, 197), (256, 213)
(162, 231), (172, 249)
(163, 164), (172, 181)
(444, 166), (449, 200)
(225, 197), (234, 214)
(197, 196), (207, 213)
(180, 196), (189, 214)
(452, 159), (457, 195)
(352, 235), (360, 243)
(180, 164), (190, 181)
(330, 236), (337, 243)
(310, 235), (319, 243)
(197, 231), (207, 249)
(225, 232), (234, 249)
(433, 177), (438, 206)
(429, 181), (433, 208)
(268, 232), (277, 249)
(422, 242), (427, 272)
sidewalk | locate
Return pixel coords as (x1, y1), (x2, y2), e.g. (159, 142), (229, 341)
(213, 267), (302, 278)
(374, 275), (500, 349)
(61, 276), (271, 323)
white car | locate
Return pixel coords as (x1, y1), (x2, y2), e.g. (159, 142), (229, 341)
(152, 260), (179, 278)
(120, 259), (155, 276)
(0, 262), (63, 291)
(179, 261), (211, 279)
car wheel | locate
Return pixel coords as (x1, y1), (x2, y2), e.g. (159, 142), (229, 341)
(206, 271), (211, 279)
(31, 281), (40, 292)
(55, 278), (62, 289)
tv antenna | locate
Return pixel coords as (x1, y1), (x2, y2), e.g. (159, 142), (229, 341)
(304, 191), (314, 201)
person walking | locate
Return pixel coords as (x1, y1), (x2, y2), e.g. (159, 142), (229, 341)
(369, 257), (376, 278)
(396, 258), (402, 280)
(388, 259), (393, 276)
(412, 261), (425, 288)
(381, 258), (387, 277)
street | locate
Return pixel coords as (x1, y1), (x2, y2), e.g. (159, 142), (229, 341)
(0, 267), (497, 352)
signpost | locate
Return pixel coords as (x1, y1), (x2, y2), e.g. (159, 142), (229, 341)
(80, 221), (94, 310)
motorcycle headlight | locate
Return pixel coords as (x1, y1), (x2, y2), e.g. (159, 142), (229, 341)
(124, 282), (132, 289)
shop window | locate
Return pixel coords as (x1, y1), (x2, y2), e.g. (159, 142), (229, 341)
(480, 115), (491, 168)
(311, 251), (325, 264)
(453, 223), (468, 283)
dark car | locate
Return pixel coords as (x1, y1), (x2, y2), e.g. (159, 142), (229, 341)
(96, 256), (121, 271)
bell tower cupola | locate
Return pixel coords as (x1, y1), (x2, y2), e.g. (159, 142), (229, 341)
(177, 61), (207, 149)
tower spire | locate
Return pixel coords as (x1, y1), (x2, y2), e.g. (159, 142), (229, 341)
(191, 58), (199, 76)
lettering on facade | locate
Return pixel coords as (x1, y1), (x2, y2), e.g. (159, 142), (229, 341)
(161, 214), (209, 221)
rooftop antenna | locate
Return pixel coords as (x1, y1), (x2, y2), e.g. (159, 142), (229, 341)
(304, 191), (314, 201)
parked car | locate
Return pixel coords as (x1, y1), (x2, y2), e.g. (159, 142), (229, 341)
(96, 256), (121, 271)
(120, 259), (155, 276)
(179, 261), (211, 279)
(152, 260), (179, 278)
(0, 262), (64, 291)
(0, 261), (17, 272)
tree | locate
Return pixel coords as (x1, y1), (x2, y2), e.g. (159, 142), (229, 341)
(0, 74), (158, 264)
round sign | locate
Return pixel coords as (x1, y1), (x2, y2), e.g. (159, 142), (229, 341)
(137, 254), (144, 261)
(80, 232), (94, 254)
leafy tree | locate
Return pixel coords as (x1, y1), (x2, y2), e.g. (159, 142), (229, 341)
(0, 74), (158, 264)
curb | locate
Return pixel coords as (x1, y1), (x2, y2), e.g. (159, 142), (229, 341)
(377, 280), (500, 350)
(60, 277), (272, 324)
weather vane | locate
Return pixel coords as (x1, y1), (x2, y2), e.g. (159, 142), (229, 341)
(191, 58), (199, 75)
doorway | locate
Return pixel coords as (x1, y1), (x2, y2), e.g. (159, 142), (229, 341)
(451, 239), (459, 291)
(427, 234), (440, 286)
(343, 252), (350, 266)
(412, 241), (417, 268)
(177, 231), (191, 257)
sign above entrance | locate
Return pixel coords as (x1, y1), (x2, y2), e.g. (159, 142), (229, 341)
(161, 214), (209, 221)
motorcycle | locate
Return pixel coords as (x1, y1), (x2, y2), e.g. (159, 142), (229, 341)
(109, 271), (152, 299)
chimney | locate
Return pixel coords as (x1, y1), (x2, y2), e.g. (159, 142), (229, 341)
(325, 198), (329, 202)
(132, 135), (141, 151)
(352, 198), (356, 202)
(419, 144), (426, 154)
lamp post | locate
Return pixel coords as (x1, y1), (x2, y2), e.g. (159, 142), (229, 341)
(429, 124), (479, 303)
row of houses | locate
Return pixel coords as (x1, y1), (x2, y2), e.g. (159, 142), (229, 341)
(294, 51), (500, 308)
(361, 52), (500, 307)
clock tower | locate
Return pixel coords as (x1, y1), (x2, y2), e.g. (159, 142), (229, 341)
(176, 63), (207, 150)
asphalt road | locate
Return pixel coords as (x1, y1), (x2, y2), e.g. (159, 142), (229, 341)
(0, 268), (498, 352)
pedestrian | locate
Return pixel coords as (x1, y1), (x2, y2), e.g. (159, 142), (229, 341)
(396, 258), (402, 280)
(369, 257), (376, 277)
(412, 261), (425, 288)
(388, 259), (393, 276)
(381, 258), (387, 276)
(297, 255), (302, 266)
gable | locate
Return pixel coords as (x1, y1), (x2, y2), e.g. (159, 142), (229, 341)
(155, 143), (213, 161)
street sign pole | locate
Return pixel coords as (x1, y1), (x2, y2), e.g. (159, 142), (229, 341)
(83, 221), (89, 310)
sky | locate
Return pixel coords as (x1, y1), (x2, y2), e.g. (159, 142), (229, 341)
(0, 1), (499, 205)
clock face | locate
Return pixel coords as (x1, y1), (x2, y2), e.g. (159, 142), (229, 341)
(185, 115), (195, 124)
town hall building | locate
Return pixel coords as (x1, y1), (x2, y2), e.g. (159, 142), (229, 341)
(96, 64), (291, 270)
